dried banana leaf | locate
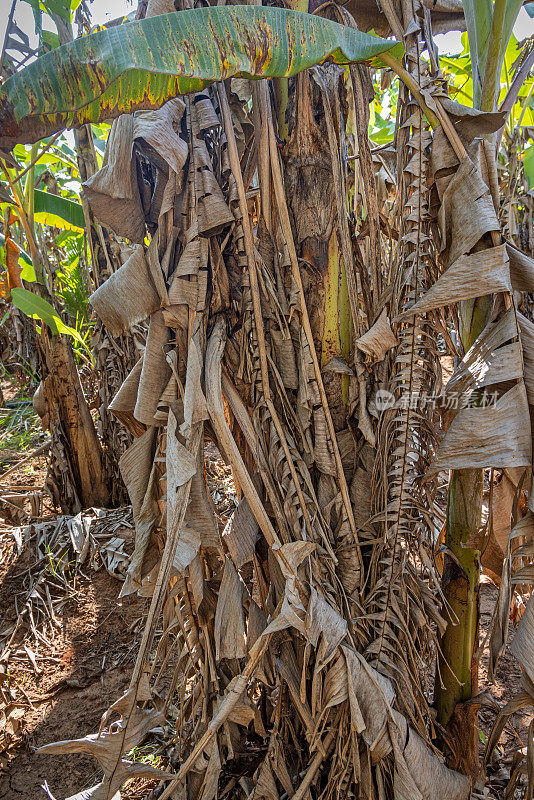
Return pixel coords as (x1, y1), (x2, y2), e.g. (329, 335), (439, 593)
(430, 383), (532, 472)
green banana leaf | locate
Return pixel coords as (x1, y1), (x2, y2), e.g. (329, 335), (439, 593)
(0, 7), (403, 146)
(10, 287), (63, 333)
(34, 189), (85, 231)
(10, 286), (88, 352)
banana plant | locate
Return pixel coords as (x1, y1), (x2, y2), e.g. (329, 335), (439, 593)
(434, 0), (527, 745)
(4, 3), (529, 798)
(462, 0), (524, 108)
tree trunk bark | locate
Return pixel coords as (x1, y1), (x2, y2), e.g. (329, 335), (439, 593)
(41, 334), (110, 511)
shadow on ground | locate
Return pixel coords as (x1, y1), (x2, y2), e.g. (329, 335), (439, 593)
(0, 528), (149, 799)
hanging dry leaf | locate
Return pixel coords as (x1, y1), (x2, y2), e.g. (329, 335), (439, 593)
(134, 311), (172, 427)
(305, 587), (347, 662)
(511, 592), (534, 689)
(398, 245), (511, 319)
(183, 442), (220, 551)
(214, 557), (247, 660)
(119, 426), (159, 596)
(134, 99), (188, 174)
(356, 308), (398, 362)
(180, 331), (209, 437)
(90, 246), (161, 336)
(108, 358), (145, 436)
(83, 114), (145, 243)
(430, 383), (532, 473)
(390, 709), (471, 800)
(444, 308), (519, 399)
(508, 242), (534, 292)
(518, 312), (534, 405)
(223, 496), (260, 568)
(437, 156), (499, 266)
(167, 406), (199, 574)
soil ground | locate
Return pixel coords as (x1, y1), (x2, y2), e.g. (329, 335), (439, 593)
(0, 551), (149, 799)
(0, 374), (154, 799)
(478, 581), (533, 796)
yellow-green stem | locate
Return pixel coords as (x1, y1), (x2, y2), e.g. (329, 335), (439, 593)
(26, 143), (37, 233)
(339, 245), (351, 404)
(479, 0), (507, 113)
(321, 234), (352, 404)
(435, 468), (482, 725)
(435, 0), (508, 738)
(2, 164), (47, 286)
(275, 0), (308, 143)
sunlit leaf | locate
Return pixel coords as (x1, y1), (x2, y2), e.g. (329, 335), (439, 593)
(10, 286), (90, 353)
(0, 7), (403, 146)
(19, 258), (36, 282)
(11, 286), (62, 333)
(34, 189), (84, 231)
(440, 55), (470, 75)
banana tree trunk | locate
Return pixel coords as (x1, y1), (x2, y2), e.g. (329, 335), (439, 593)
(434, 0), (517, 770)
(436, 467), (482, 769)
(40, 333), (110, 511)
(284, 70), (350, 426)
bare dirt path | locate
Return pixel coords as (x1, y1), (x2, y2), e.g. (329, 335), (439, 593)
(0, 526), (150, 799)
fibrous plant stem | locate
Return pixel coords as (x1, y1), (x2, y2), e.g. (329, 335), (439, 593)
(434, 0), (522, 768)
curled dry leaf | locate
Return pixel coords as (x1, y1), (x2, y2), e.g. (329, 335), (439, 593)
(133, 98), (188, 174)
(437, 156), (499, 266)
(90, 246), (160, 337)
(444, 307), (519, 399)
(430, 383), (532, 473)
(83, 115), (145, 243)
(511, 591), (534, 689)
(356, 307), (398, 362)
(214, 557), (247, 661)
(398, 245), (511, 319)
